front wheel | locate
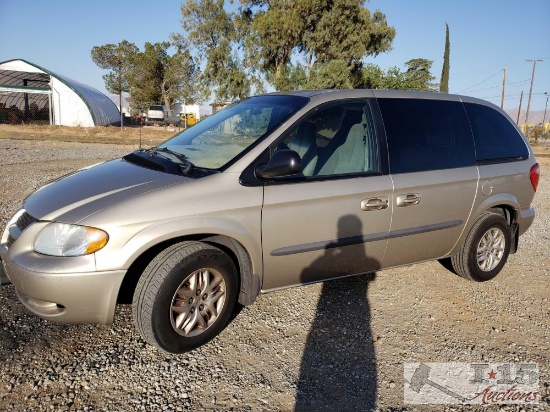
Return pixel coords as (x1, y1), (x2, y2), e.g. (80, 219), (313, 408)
(133, 241), (238, 353)
(450, 212), (511, 282)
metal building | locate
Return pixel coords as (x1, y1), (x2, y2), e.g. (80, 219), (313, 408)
(0, 59), (120, 127)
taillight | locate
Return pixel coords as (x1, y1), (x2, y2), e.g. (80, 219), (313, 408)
(530, 163), (540, 192)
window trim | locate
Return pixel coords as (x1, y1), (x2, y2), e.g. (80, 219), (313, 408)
(476, 155), (529, 166)
(239, 98), (389, 187)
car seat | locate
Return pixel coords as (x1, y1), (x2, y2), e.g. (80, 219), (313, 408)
(317, 115), (366, 175)
(287, 122), (318, 176)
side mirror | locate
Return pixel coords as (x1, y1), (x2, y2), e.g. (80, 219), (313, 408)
(255, 149), (303, 179)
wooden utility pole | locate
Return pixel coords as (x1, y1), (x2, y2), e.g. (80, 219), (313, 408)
(525, 59), (543, 126)
(516, 91), (523, 125)
(500, 68), (507, 108)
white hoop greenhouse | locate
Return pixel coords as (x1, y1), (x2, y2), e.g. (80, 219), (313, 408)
(0, 59), (120, 127)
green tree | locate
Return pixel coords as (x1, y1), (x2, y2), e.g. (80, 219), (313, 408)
(266, 63), (307, 91)
(299, 0), (395, 72)
(359, 59), (438, 91)
(526, 124), (550, 144)
(127, 42), (199, 116)
(127, 43), (162, 113)
(174, 0), (435, 93)
(377, 66), (410, 90)
(306, 60), (362, 89)
(403, 58), (438, 91)
(440, 23), (450, 93)
(91, 40), (138, 120)
(240, 0), (305, 89)
(175, 0), (251, 102)
(361, 63), (386, 89)
(240, 0), (395, 89)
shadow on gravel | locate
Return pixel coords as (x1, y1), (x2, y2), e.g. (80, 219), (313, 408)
(295, 215), (378, 411)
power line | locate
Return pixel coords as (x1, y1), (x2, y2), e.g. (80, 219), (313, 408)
(456, 69), (503, 93)
(462, 78), (531, 94)
(506, 78), (530, 86)
(466, 85), (503, 93)
(478, 92), (546, 100)
(452, 62), (525, 78)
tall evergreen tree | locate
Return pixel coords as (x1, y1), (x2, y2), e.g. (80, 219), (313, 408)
(91, 40), (138, 122)
(440, 23), (450, 93)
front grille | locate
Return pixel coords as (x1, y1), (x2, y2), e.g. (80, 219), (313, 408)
(7, 233), (16, 247)
(6, 211), (38, 249)
(16, 211), (38, 232)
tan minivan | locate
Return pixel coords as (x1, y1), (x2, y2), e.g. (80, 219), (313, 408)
(1, 90), (539, 353)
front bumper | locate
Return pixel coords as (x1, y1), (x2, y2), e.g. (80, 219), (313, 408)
(0, 257), (9, 285)
(1, 217), (126, 324)
(1, 257), (126, 325)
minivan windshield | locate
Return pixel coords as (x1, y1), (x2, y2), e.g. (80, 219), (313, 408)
(160, 95), (309, 170)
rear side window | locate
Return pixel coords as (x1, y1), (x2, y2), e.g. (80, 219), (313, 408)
(378, 98), (475, 174)
(463, 103), (529, 163)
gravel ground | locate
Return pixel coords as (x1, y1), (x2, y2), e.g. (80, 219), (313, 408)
(0, 139), (548, 412)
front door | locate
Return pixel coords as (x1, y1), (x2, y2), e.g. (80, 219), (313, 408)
(260, 100), (393, 290)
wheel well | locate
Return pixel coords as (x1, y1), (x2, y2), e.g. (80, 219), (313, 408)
(487, 205), (519, 253)
(488, 205), (512, 224)
(116, 235), (258, 305)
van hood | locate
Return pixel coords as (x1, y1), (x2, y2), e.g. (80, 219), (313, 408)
(23, 158), (191, 223)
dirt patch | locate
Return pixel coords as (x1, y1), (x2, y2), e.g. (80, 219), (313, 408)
(0, 124), (179, 146)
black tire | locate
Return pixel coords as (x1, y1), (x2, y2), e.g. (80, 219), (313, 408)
(133, 241), (238, 353)
(450, 212), (511, 282)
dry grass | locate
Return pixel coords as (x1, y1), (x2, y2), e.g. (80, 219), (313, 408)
(0, 124), (181, 146)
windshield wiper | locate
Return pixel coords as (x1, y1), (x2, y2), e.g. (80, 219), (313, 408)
(142, 147), (194, 175)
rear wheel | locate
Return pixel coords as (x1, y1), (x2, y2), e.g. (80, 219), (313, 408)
(133, 241), (238, 353)
(450, 212), (511, 281)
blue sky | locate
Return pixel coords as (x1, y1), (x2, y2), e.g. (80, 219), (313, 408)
(1, 0), (548, 112)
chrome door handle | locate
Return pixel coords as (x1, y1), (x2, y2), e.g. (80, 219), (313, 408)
(396, 194), (421, 207)
(361, 197), (389, 211)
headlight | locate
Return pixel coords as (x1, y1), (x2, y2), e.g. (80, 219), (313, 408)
(34, 223), (109, 257)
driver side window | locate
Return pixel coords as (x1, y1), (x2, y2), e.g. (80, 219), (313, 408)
(277, 101), (380, 177)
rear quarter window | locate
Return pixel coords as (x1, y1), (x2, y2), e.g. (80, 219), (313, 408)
(463, 103), (529, 163)
(378, 98), (475, 174)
